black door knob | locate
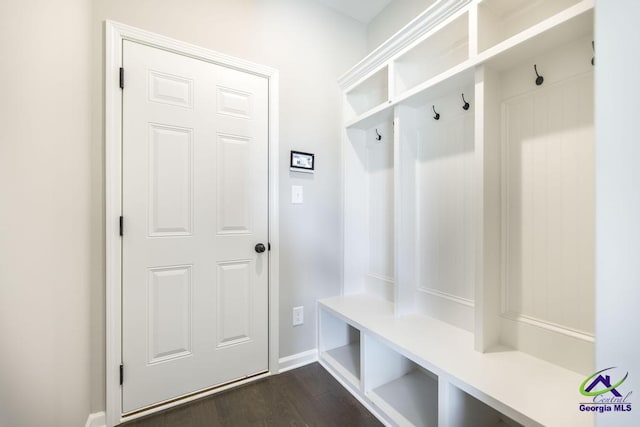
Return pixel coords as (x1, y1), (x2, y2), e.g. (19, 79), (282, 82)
(255, 243), (266, 253)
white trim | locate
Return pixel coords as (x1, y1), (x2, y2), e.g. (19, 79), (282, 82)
(85, 412), (106, 427)
(105, 20), (279, 427)
(416, 287), (475, 308)
(366, 272), (394, 285)
(501, 311), (595, 343)
(337, 0), (472, 91)
(278, 349), (318, 373)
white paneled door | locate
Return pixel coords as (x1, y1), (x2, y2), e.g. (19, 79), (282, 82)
(121, 40), (269, 413)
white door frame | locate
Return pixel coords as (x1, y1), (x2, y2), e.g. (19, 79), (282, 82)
(105, 20), (279, 427)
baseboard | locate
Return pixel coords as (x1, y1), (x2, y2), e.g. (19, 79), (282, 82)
(278, 349), (318, 373)
(85, 411), (106, 427)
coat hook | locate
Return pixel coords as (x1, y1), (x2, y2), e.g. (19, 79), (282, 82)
(534, 64), (544, 86)
(591, 41), (595, 66)
(432, 105), (440, 120)
(461, 93), (470, 111)
(375, 129), (382, 141)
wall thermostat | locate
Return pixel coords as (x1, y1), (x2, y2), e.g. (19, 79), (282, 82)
(290, 151), (315, 173)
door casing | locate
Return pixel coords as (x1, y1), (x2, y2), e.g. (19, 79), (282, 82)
(105, 20), (280, 427)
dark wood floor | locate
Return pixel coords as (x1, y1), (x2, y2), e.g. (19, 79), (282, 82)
(120, 363), (382, 427)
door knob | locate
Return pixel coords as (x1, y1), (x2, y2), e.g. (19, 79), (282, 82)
(255, 243), (266, 253)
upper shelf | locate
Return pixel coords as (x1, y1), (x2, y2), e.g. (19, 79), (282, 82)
(319, 294), (593, 427)
(394, 11), (470, 95)
(478, 0), (594, 70)
(477, 0), (584, 53)
(344, 66), (389, 122)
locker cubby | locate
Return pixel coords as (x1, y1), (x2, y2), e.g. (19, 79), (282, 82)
(343, 117), (395, 302)
(364, 334), (438, 427)
(476, 31), (595, 374)
(344, 66), (389, 122)
(395, 83), (476, 331)
(443, 384), (523, 427)
(319, 309), (361, 388)
(477, 0), (583, 53)
(394, 12), (469, 96)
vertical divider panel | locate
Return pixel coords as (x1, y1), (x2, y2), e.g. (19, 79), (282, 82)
(394, 105), (419, 317)
(468, 2), (479, 58)
(387, 62), (396, 103)
(437, 378), (451, 427)
(473, 66), (503, 352)
(360, 332), (367, 393)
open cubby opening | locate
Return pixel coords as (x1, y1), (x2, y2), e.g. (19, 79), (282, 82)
(445, 384), (523, 427)
(319, 310), (361, 387)
(343, 118), (395, 301)
(364, 334), (438, 427)
(344, 66), (389, 121)
(477, 0), (583, 53)
(394, 12), (469, 96)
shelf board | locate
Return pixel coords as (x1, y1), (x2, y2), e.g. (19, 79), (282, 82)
(396, 60), (475, 108)
(321, 342), (361, 388)
(345, 101), (394, 130)
(478, 0), (594, 70)
(369, 370), (438, 427)
(345, 61), (475, 129)
(319, 294), (593, 427)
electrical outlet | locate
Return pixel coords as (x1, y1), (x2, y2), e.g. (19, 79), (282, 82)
(292, 306), (304, 326)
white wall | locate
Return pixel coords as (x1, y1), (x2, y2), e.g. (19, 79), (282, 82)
(367, 0), (437, 52)
(91, 0), (366, 415)
(595, 1), (640, 425)
(0, 0), (93, 426)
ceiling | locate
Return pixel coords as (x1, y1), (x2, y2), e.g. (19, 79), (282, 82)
(313, 0), (395, 23)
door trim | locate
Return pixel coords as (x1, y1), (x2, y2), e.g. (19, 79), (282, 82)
(105, 20), (279, 427)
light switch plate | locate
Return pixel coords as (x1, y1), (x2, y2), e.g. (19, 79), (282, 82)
(293, 306), (304, 326)
(291, 185), (303, 204)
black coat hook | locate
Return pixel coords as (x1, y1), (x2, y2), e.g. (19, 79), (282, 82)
(534, 64), (544, 86)
(432, 105), (440, 120)
(461, 93), (470, 111)
(591, 41), (595, 66)
(375, 129), (382, 141)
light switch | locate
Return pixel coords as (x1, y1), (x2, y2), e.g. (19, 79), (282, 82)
(293, 306), (304, 326)
(291, 185), (304, 204)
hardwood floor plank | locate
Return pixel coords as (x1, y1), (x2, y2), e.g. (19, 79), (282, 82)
(119, 363), (378, 427)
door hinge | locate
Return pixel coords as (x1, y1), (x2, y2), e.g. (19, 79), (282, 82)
(119, 216), (123, 236)
(119, 67), (124, 89)
(268, 242), (271, 251)
(119, 364), (124, 385)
